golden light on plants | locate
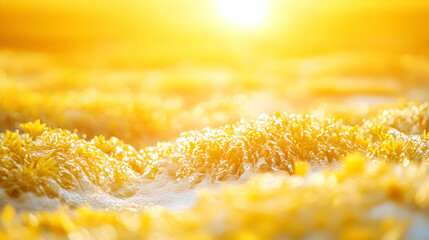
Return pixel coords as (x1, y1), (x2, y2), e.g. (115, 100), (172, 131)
(2, 1), (429, 239)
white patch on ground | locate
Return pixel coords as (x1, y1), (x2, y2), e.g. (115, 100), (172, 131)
(0, 173), (223, 212)
(370, 202), (429, 240)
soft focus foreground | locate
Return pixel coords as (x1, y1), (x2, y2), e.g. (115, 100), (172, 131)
(2, 0), (429, 239)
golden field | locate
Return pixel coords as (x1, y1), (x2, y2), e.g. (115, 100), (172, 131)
(2, 0), (429, 239)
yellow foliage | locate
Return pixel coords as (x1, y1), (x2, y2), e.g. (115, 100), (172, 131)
(2, 51), (429, 239)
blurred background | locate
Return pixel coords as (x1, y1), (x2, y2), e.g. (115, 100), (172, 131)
(1, 0), (429, 146)
(0, 0), (429, 62)
(2, 0), (429, 63)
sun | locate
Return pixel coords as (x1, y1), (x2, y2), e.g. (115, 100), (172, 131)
(216, 0), (268, 28)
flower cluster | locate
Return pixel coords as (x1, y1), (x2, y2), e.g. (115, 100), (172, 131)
(2, 154), (429, 239)
(1, 101), (429, 202)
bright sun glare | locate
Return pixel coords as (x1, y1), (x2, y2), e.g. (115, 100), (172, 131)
(217, 0), (268, 28)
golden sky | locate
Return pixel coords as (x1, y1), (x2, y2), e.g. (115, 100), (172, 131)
(1, 0), (429, 64)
